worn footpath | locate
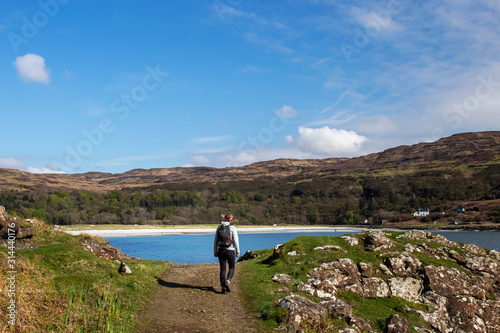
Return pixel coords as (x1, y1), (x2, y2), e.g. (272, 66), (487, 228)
(139, 263), (260, 333)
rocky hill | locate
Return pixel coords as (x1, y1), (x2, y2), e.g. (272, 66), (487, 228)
(241, 230), (500, 332)
(1, 131), (499, 193)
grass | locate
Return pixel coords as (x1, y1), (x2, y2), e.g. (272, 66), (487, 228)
(0, 220), (170, 332)
(239, 232), (453, 332)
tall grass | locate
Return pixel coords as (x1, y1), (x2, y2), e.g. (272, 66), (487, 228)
(0, 220), (169, 332)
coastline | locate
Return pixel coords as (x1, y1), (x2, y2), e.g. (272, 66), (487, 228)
(64, 226), (374, 238)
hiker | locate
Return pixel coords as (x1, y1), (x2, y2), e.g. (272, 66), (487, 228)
(214, 212), (240, 294)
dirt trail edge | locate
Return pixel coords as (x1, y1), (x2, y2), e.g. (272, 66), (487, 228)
(138, 263), (261, 333)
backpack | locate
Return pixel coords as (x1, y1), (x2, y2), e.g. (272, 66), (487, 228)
(217, 224), (231, 248)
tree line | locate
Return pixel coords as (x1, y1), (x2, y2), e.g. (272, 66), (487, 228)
(1, 164), (499, 225)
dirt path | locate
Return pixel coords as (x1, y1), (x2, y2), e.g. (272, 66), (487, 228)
(138, 263), (261, 333)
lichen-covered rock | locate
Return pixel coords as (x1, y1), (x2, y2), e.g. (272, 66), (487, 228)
(385, 253), (421, 276)
(272, 273), (294, 285)
(462, 243), (487, 255)
(314, 245), (346, 253)
(413, 291), (450, 333)
(379, 263), (393, 276)
(347, 316), (372, 332)
(464, 255), (500, 280)
(81, 237), (132, 261)
(361, 277), (390, 298)
(308, 258), (360, 288)
(397, 230), (459, 247)
(297, 281), (335, 300)
(364, 232), (395, 252)
(320, 299), (353, 320)
(423, 265), (475, 297)
(386, 314), (411, 333)
(341, 235), (359, 246)
(278, 294), (327, 332)
(490, 250), (500, 261)
(481, 300), (500, 333)
(446, 249), (466, 265)
(306, 278), (337, 294)
(388, 277), (423, 302)
(447, 296), (486, 333)
(358, 262), (372, 278)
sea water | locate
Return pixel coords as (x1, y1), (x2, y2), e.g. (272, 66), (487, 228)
(106, 230), (500, 264)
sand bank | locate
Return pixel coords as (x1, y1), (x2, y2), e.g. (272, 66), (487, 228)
(65, 226), (371, 238)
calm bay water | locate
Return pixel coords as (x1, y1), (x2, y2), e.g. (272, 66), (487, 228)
(106, 230), (500, 264)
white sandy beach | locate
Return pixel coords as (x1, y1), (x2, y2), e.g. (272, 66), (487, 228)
(65, 226), (371, 238)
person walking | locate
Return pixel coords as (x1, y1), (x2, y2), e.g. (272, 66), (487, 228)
(214, 212), (240, 294)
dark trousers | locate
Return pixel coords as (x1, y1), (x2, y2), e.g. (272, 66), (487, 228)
(218, 248), (235, 287)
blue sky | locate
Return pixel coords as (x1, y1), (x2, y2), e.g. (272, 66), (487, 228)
(1, 0), (499, 174)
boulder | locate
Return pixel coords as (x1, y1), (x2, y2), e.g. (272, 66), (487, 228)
(386, 314), (411, 333)
(388, 277), (423, 302)
(273, 244), (284, 260)
(464, 255), (500, 280)
(364, 232), (395, 252)
(347, 316), (372, 332)
(397, 230), (430, 241)
(272, 273), (294, 285)
(446, 249), (466, 265)
(297, 281), (335, 301)
(343, 282), (363, 296)
(16, 227), (33, 239)
(397, 230), (459, 247)
(341, 236), (359, 246)
(379, 263), (393, 276)
(385, 253), (421, 276)
(490, 250), (500, 261)
(481, 300), (500, 333)
(314, 245), (346, 253)
(306, 278), (337, 294)
(0, 216), (20, 239)
(238, 250), (257, 261)
(413, 291), (451, 333)
(462, 243), (487, 255)
(118, 262), (132, 274)
(308, 258), (360, 288)
(447, 296), (486, 333)
(278, 295), (327, 332)
(361, 277), (390, 298)
(423, 265), (474, 297)
(320, 299), (353, 320)
(358, 262), (372, 278)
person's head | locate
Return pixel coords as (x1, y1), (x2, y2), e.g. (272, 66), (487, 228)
(224, 212), (233, 221)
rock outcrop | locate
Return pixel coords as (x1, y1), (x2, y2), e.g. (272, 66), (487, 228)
(272, 230), (500, 332)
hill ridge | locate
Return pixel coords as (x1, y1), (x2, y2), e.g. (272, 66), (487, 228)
(1, 131), (499, 192)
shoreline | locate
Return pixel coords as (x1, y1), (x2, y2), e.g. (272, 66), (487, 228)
(64, 226), (375, 238)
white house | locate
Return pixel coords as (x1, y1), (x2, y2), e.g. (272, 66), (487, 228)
(413, 209), (430, 217)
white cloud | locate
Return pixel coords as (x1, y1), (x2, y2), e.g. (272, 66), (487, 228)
(27, 165), (65, 174)
(190, 155), (212, 166)
(0, 157), (25, 169)
(217, 151), (258, 167)
(0, 158), (64, 174)
(286, 126), (367, 156)
(276, 105), (298, 119)
(13, 53), (51, 84)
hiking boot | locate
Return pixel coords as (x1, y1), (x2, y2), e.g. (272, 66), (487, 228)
(221, 286), (226, 294)
(225, 280), (231, 293)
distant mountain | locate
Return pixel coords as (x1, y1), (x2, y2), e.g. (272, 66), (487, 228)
(1, 131), (499, 193)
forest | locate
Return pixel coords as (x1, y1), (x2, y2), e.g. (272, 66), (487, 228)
(1, 164), (499, 226)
